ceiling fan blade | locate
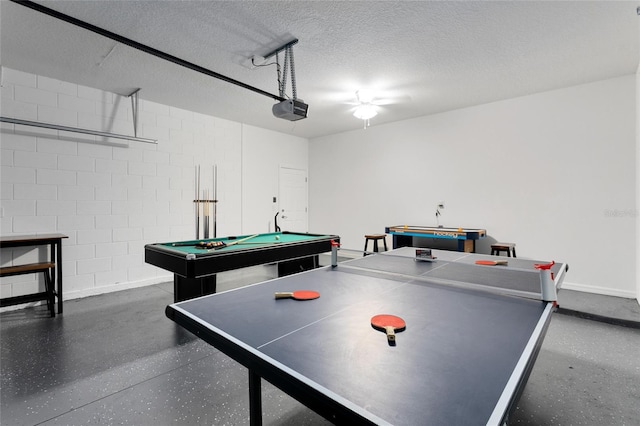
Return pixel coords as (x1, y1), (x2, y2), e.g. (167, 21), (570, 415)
(372, 99), (395, 106)
(373, 94), (413, 106)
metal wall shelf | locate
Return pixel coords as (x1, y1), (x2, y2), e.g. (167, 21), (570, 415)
(0, 116), (157, 144)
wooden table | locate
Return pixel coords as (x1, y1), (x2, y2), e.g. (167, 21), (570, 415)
(0, 233), (68, 316)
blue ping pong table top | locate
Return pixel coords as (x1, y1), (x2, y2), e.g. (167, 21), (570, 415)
(167, 248), (568, 426)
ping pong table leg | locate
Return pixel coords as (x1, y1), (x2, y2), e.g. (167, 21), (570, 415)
(249, 370), (262, 426)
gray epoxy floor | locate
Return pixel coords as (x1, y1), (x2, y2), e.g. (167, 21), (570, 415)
(1, 263), (639, 426)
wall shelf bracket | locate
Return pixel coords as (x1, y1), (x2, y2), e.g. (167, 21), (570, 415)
(128, 88), (141, 138)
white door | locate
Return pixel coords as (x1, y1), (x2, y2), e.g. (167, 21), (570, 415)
(278, 167), (308, 232)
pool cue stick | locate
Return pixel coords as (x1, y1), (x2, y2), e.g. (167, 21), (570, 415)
(224, 234), (259, 247)
(194, 165), (199, 238)
(204, 189), (210, 238)
(205, 188), (208, 237)
(208, 186), (212, 238)
(213, 164), (217, 238)
(198, 165), (202, 238)
(172, 241), (203, 247)
(207, 234), (259, 251)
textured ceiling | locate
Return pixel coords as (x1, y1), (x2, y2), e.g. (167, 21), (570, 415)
(1, 1), (639, 139)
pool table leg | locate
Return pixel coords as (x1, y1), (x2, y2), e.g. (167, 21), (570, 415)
(277, 255), (319, 277)
(173, 275), (217, 302)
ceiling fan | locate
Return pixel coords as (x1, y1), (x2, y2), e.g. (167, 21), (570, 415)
(349, 89), (406, 129)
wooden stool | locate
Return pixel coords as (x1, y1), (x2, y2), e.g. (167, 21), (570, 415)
(364, 234), (387, 256)
(491, 242), (516, 257)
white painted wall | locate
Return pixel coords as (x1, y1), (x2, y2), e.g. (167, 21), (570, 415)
(0, 67), (304, 302)
(310, 75), (637, 298)
(637, 67), (640, 304)
(241, 124), (308, 234)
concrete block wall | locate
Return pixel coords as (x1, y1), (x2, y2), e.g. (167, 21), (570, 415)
(0, 67), (243, 301)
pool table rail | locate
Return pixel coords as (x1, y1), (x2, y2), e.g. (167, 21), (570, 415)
(144, 231), (340, 279)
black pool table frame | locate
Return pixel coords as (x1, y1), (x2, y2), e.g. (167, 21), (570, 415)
(145, 232), (340, 302)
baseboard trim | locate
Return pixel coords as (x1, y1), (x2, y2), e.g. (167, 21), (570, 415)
(561, 281), (637, 300)
(64, 275), (173, 300)
(0, 275), (174, 313)
(557, 307), (640, 329)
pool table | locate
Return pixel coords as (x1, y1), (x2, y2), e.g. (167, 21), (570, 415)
(145, 231), (339, 302)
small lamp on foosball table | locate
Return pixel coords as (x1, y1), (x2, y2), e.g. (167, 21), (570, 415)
(435, 202), (444, 227)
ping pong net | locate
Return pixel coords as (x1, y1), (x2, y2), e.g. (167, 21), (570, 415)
(336, 252), (566, 303)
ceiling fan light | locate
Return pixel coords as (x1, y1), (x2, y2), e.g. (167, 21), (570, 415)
(353, 104), (378, 120)
(356, 89), (374, 104)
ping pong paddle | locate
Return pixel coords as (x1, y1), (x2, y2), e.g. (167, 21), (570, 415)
(475, 260), (508, 266)
(274, 290), (320, 300)
(371, 314), (406, 343)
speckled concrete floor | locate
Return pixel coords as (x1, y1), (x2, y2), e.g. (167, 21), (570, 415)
(1, 264), (639, 426)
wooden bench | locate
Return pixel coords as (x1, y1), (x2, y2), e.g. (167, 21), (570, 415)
(0, 262), (56, 317)
(0, 262), (56, 276)
(0, 233), (68, 317)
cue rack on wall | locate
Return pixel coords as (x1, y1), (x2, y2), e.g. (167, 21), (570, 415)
(194, 165), (218, 239)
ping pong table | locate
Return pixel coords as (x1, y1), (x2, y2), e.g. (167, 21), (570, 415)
(166, 247), (568, 425)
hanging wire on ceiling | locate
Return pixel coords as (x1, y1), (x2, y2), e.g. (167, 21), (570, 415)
(288, 45), (297, 101)
(274, 44), (297, 101)
(280, 49), (289, 98)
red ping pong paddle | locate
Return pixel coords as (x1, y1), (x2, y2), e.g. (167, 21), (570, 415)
(274, 290), (320, 300)
(475, 260), (508, 266)
(371, 314), (406, 343)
